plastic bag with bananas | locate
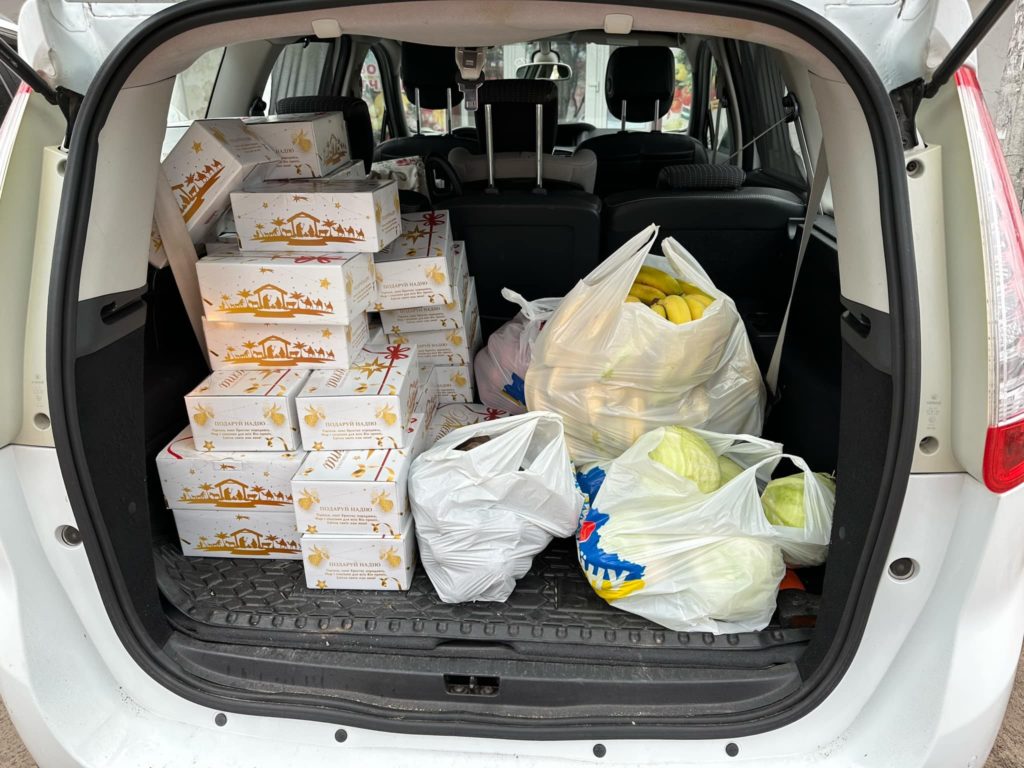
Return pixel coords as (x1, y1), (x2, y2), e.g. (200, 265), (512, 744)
(526, 224), (765, 464)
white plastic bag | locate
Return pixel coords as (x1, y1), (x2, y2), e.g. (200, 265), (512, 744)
(475, 289), (561, 414)
(576, 426), (834, 632)
(526, 225), (765, 464)
(409, 411), (584, 603)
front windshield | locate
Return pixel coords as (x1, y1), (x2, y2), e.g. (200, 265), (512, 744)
(398, 42), (693, 134)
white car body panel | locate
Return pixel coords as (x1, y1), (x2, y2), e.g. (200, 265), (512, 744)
(2, 445), (1021, 766)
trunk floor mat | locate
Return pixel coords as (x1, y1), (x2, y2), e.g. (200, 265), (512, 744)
(155, 540), (809, 651)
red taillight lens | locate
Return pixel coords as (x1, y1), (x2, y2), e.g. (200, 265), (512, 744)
(955, 67), (1024, 493)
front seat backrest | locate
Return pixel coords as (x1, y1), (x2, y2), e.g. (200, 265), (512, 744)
(277, 95), (374, 173)
(375, 43), (480, 161)
(576, 47), (708, 195)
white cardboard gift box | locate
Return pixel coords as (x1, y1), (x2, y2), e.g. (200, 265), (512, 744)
(426, 402), (510, 444)
(372, 210), (455, 310)
(301, 515), (416, 590)
(379, 240), (471, 332)
(161, 119), (277, 245)
(290, 415), (424, 536)
(156, 427), (304, 512)
(185, 369), (309, 451)
(387, 281), (482, 365)
(296, 344), (420, 450)
(244, 112), (351, 179)
(197, 250), (374, 325)
(173, 508), (302, 560)
(428, 363), (475, 403)
(203, 314), (369, 370)
(231, 177), (401, 252)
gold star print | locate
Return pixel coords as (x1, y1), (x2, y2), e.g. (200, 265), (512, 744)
(321, 329), (332, 338)
(306, 525), (318, 534)
(188, 468), (196, 475)
(263, 471), (271, 477)
(312, 441), (324, 450)
(402, 225), (428, 244)
(259, 267), (273, 273)
(262, 202), (269, 208)
(315, 580), (328, 590)
(191, 141), (203, 153)
(334, 202), (341, 209)
(202, 441), (215, 451)
(319, 278), (331, 289)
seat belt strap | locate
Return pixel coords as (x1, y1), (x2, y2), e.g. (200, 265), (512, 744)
(766, 139), (828, 395)
(152, 167), (209, 360)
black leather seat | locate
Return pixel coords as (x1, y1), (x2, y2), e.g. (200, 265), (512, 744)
(375, 44), (480, 162)
(603, 164), (804, 325)
(446, 80), (601, 331)
(577, 47), (707, 195)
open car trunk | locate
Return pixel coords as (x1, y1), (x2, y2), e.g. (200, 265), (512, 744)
(48, 0), (918, 739)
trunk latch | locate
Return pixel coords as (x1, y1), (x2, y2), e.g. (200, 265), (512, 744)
(444, 674), (500, 696)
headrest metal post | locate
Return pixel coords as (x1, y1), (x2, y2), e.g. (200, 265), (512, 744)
(620, 99), (627, 132)
(415, 87), (422, 135)
(533, 102), (546, 195)
(484, 103), (498, 194)
(445, 87), (453, 135)
(653, 99), (661, 133)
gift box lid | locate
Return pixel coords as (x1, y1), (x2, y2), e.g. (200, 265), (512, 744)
(199, 250), (368, 266)
(188, 369), (309, 398)
(373, 210), (451, 265)
(300, 345), (417, 398)
(158, 426), (304, 463)
(295, 441), (413, 483)
(240, 177), (395, 195)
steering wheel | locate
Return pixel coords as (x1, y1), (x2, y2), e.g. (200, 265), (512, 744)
(424, 154), (463, 201)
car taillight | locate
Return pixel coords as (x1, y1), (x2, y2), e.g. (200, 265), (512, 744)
(955, 67), (1024, 493)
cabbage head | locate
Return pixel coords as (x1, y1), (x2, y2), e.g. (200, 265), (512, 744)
(648, 427), (720, 493)
(717, 456), (744, 487)
(685, 537), (784, 623)
(762, 472), (836, 528)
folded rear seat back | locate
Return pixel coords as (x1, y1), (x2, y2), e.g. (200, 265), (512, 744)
(446, 79), (601, 332)
(603, 163), (804, 329)
(576, 46), (707, 196)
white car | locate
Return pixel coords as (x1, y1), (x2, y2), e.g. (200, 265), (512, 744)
(0, 0), (1022, 765)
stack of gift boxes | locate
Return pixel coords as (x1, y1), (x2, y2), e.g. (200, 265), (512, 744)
(153, 114), (483, 592)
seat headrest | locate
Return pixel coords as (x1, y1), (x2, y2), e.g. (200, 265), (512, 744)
(605, 47), (675, 122)
(474, 79), (558, 153)
(657, 164), (746, 191)
(401, 43), (464, 110)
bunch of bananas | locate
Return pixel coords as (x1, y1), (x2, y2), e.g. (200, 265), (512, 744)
(625, 265), (714, 324)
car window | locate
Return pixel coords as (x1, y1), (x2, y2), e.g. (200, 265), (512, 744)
(708, 57), (733, 158)
(266, 40), (332, 114)
(361, 48), (387, 135)
(398, 43), (693, 134)
(167, 48), (224, 124)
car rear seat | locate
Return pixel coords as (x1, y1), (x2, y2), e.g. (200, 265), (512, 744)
(448, 79), (598, 192)
(446, 80), (602, 332)
(576, 47), (707, 195)
(603, 163), (805, 329)
(374, 43), (480, 162)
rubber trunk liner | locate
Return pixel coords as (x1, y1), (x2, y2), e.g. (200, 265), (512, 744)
(156, 539), (811, 652)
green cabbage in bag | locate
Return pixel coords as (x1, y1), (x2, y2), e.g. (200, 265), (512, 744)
(648, 427), (720, 493)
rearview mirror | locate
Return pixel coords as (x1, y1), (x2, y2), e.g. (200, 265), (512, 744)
(516, 62), (572, 81)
